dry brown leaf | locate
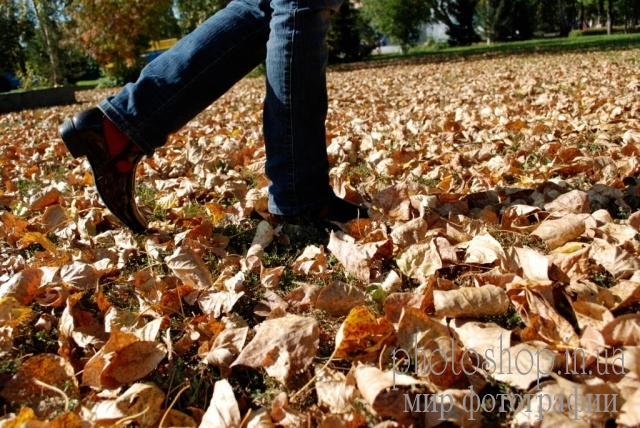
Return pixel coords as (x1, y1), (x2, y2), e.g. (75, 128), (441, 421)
(261, 265), (285, 289)
(449, 319), (512, 360)
(284, 282), (322, 312)
(531, 214), (587, 250)
(315, 281), (365, 316)
(91, 383), (164, 426)
(544, 189), (590, 215)
(461, 233), (506, 265)
(511, 375), (619, 427)
(589, 238), (640, 280)
(165, 246), (214, 290)
(315, 366), (358, 414)
(0, 268), (43, 305)
(327, 232), (371, 282)
(514, 246), (551, 284)
(200, 379), (242, 428)
(390, 217), (430, 248)
(198, 290), (244, 318)
(434, 284), (510, 318)
(82, 325), (167, 389)
(396, 239), (443, 282)
(0, 354), (79, 418)
(618, 387), (640, 427)
(396, 307), (468, 387)
(334, 306), (395, 359)
(353, 364), (421, 424)
(292, 245), (327, 277)
(518, 290), (580, 348)
(601, 314), (640, 347)
(231, 314), (318, 384)
(60, 261), (98, 290)
(29, 186), (62, 211)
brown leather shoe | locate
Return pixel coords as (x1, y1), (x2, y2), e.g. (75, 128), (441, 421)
(59, 107), (148, 233)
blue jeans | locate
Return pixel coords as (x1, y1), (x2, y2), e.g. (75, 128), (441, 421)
(99, 0), (343, 216)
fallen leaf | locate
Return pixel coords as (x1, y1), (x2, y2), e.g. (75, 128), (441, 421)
(434, 284), (510, 318)
(0, 354), (80, 418)
(165, 246), (214, 289)
(200, 379), (242, 428)
(531, 214), (587, 250)
(315, 281), (366, 316)
(232, 314), (319, 384)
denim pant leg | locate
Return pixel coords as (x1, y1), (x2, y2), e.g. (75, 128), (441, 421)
(265, 0), (343, 216)
(99, 0), (271, 156)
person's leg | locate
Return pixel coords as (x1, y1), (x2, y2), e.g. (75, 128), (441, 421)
(264, 0), (350, 217)
(60, 0), (271, 231)
(100, 0), (272, 156)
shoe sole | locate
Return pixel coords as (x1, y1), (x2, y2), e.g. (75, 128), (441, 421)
(59, 120), (88, 159)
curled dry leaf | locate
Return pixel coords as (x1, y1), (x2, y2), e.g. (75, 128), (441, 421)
(34, 285), (69, 308)
(261, 265), (285, 289)
(544, 189), (590, 215)
(353, 364), (421, 423)
(434, 284), (510, 318)
(396, 307), (468, 387)
(292, 245), (327, 277)
(514, 246), (550, 284)
(232, 314), (319, 384)
(531, 214), (587, 250)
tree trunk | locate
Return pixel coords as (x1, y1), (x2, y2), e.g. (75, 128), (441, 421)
(607, 0), (613, 34)
(31, 0), (62, 86)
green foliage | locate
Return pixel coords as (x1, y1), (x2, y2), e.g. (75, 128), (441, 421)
(327, 0), (377, 63)
(477, 0), (536, 42)
(174, 0), (231, 35)
(0, 1), (32, 75)
(362, 0), (430, 53)
(66, 0), (177, 83)
(431, 0), (481, 46)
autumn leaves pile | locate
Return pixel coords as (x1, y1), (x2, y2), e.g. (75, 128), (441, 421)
(1, 48), (640, 426)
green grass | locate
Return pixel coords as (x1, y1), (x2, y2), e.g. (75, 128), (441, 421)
(410, 32), (640, 56)
(73, 79), (100, 90)
(332, 33), (640, 71)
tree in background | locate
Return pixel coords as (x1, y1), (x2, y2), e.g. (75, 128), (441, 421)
(361, 0), (430, 53)
(327, 0), (377, 62)
(65, 0), (177, 83)
(477, 0), (536, 42)
(174, 0), (230, 35)
(431, 0), (481, 45)
(0, 1), (31, 83)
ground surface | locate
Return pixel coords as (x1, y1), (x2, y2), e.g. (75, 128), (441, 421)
(1, 47), (640, 427)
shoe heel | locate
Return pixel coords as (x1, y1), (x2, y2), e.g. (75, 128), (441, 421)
(59, 120), (87, 158)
